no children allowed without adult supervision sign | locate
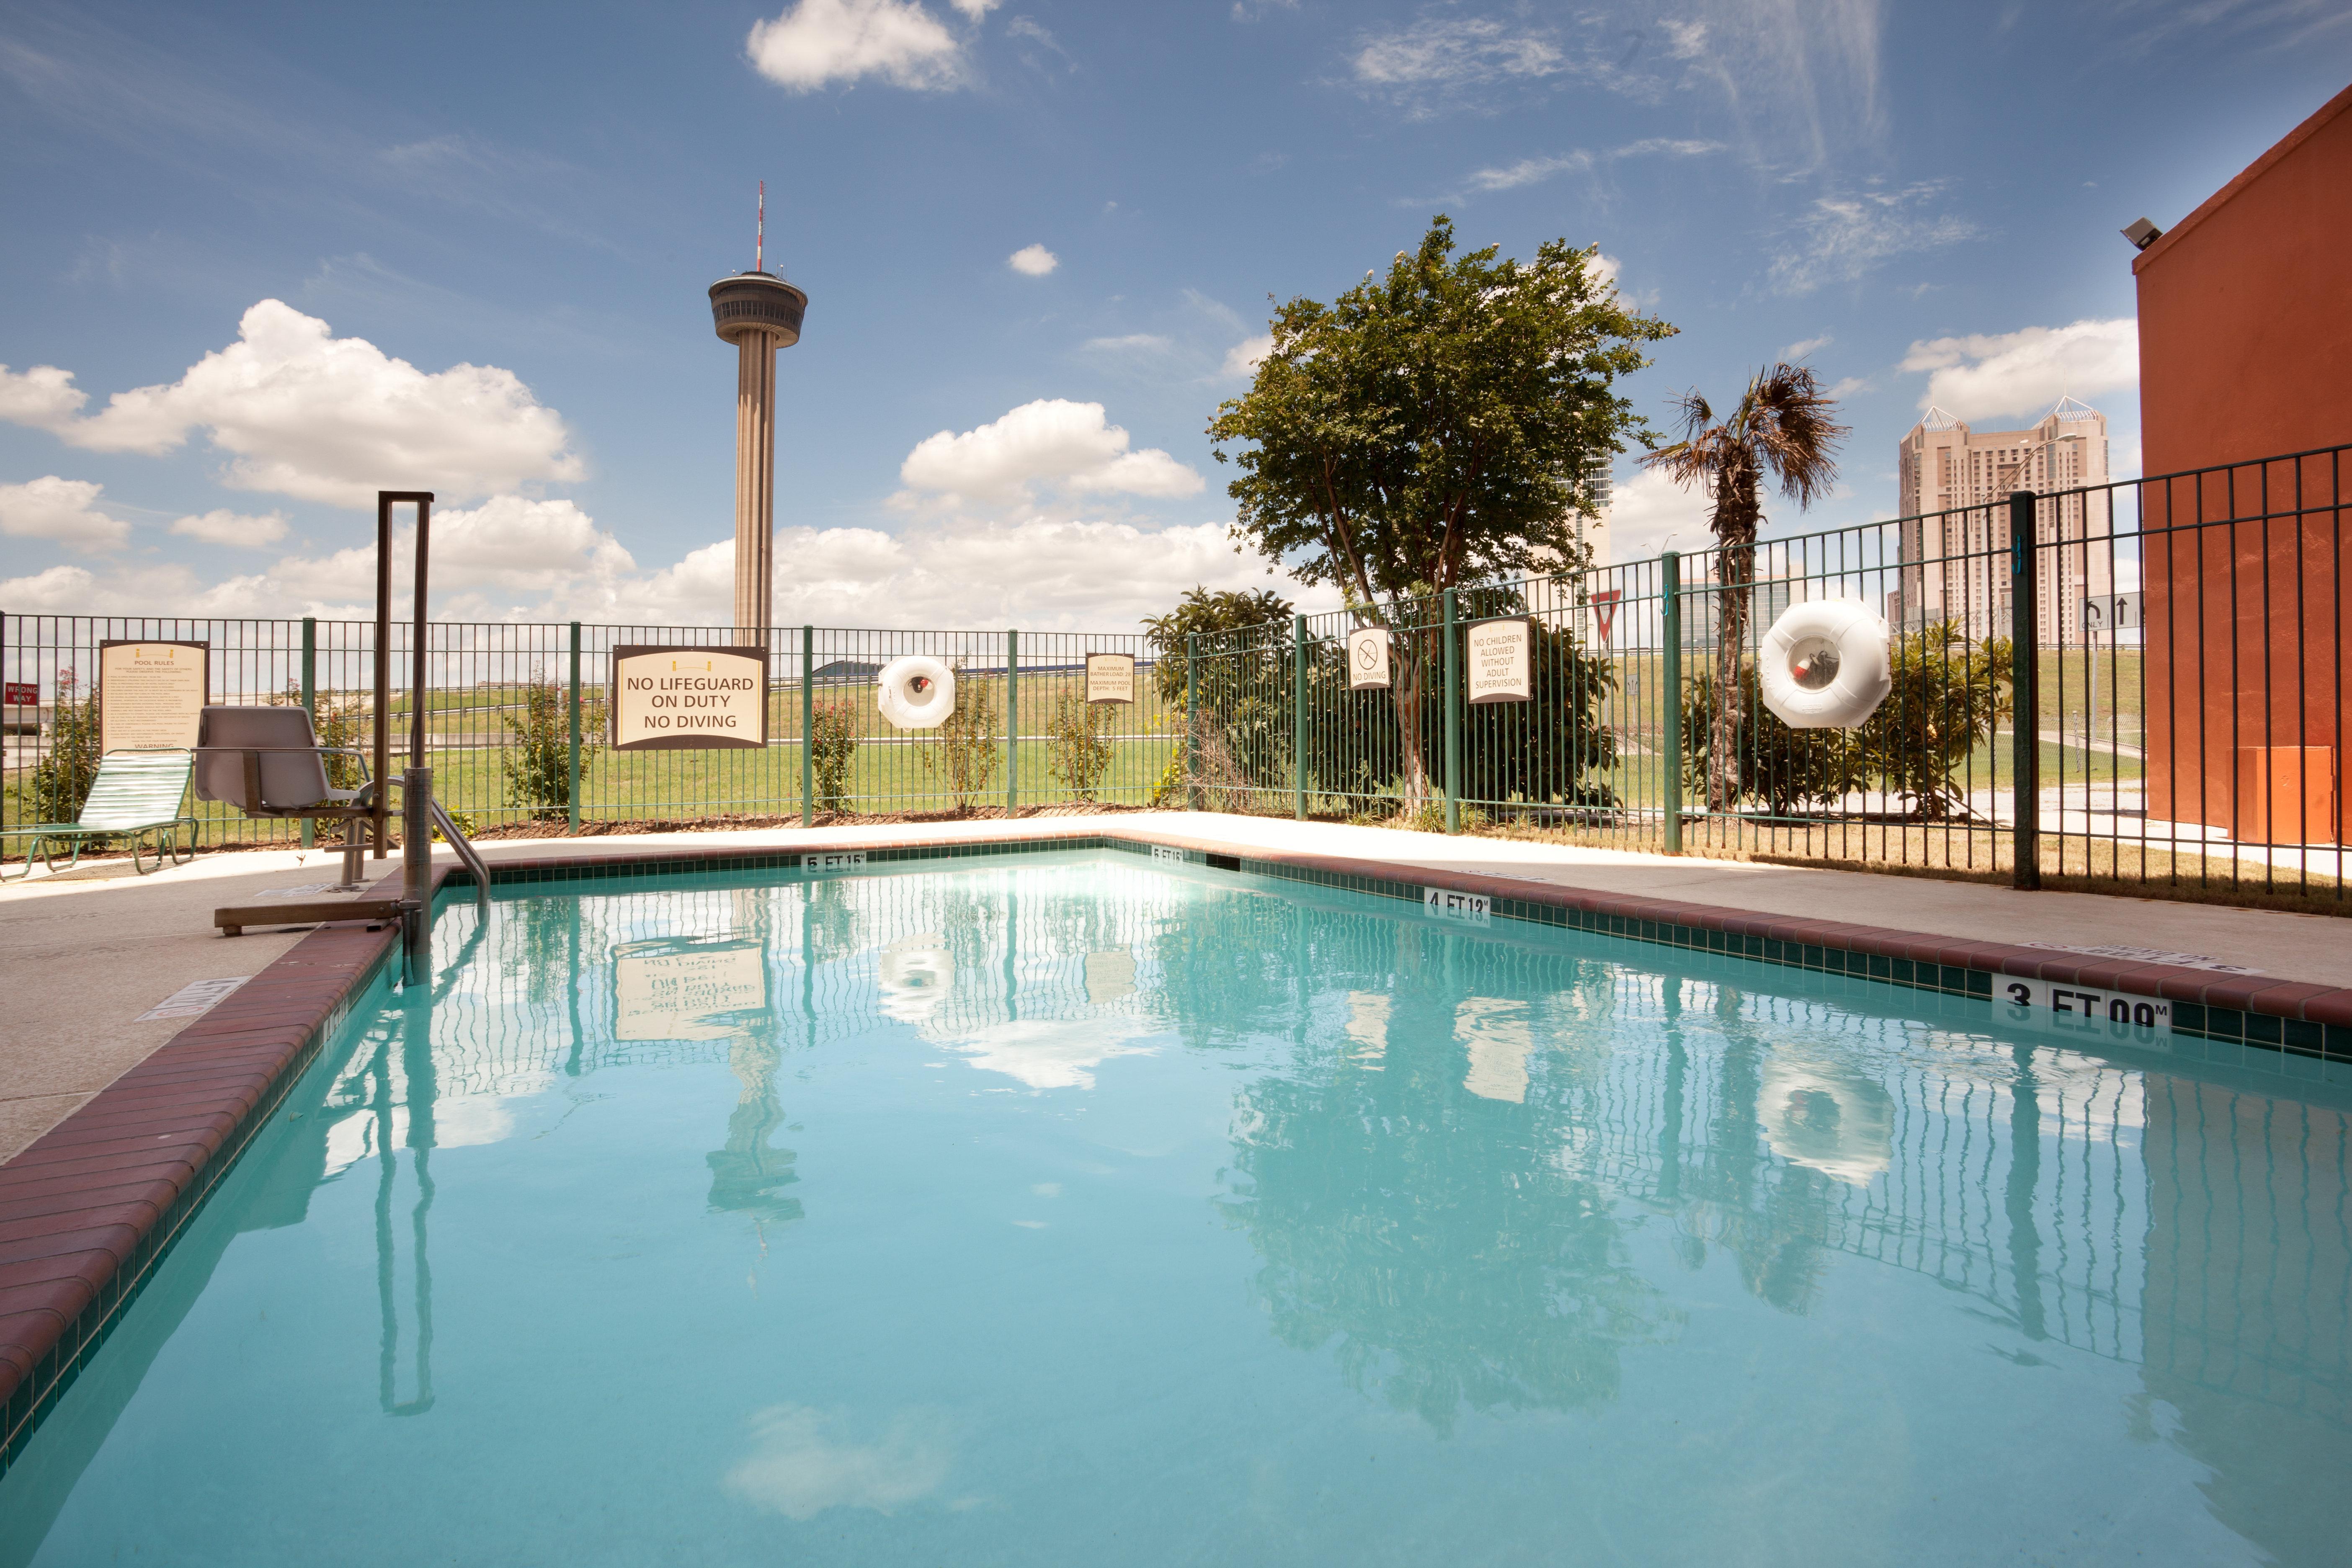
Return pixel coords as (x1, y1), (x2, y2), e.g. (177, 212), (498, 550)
(610, 645), (769, 750)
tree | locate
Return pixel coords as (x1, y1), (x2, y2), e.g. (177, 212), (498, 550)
(1640, 365), (1847, 811)
(500, 671), (606, 821)
(1209, 217), (1674, 807)
(919, 672), (1000, 813)
(1142, 586), (1297, 806)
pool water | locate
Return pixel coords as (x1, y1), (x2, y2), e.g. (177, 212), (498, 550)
(5, 851), (2350, 1566)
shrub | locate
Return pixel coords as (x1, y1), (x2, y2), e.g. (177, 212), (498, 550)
(920, 673), (1000, 812)
(27, 669), (101, 826)
(1046, 689), (1116, 801)
(808, 700), (861, 812)
(500, 673), (606, 820)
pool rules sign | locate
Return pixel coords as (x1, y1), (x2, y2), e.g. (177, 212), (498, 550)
(611, 645), (768, 750)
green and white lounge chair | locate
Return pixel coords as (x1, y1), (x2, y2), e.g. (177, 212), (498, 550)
(2, 749), (198, 879)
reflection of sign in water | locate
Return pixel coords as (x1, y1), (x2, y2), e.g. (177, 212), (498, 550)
(1085, 652), (1135, 705)
(610, 645), (768, 750)
(614, 939), (768, 1041)
(1465, 618), (1532, 704)
(98, 640), (208, 752)
(1084, 948), (1135, 1006)
(1347, 627), (1392, 690)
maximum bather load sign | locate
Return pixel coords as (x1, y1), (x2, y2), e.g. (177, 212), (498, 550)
(611, 645), (769, 750)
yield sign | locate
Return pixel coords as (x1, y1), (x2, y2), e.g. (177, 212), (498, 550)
(1589, 589), (1622, 645)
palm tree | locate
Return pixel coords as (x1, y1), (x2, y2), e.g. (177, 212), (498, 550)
(1641, 364), (1847, 812)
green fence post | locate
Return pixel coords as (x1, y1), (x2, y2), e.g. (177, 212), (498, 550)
(1660, 552), (1683, 854)
(1005, 629), (1019, 815)
(1442, 588), (1461, 834)
(566, 621), (582, 835)
(1292, 614), (1308, 821)
(1185, 633), (1199, 812)
(2009, 490), (2041, 890)
(801, 625), (815, 828)
(299, 617), (317, 849)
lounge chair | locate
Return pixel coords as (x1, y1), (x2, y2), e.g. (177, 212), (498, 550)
(195, 705), (381, 887)
(1, 749), (198, 879)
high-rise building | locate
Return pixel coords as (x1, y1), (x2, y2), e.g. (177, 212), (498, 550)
(1894, 396), (2113, 642)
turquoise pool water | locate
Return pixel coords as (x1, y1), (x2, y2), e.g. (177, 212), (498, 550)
(5, 851), (2350, 1565)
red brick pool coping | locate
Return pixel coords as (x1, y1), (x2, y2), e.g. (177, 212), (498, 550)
(6, 823), (2351, 1462)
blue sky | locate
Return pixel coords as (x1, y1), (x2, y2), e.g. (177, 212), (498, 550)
(2, 0), (2347, 629)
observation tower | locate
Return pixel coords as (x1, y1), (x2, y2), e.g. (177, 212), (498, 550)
(708, 183), (807, 637)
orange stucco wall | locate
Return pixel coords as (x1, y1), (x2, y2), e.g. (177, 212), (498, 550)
(2136, 82), (2352, 845)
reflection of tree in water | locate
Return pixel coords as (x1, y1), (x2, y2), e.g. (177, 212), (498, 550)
(1150, 890), (1338, 1051)
(1218, 984), (1678, 1434)
(802, 879), (866, 967)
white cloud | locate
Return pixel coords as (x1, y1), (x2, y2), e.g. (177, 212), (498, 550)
(1783, 334), (1834, 360)
(1599, 467), (1712, 561)
(170, 508), (289, 548)
(746, 0), (966, 93)
(1465, 137), (1723, 194)
(1082, 333), (1170, 354)
(1221, 334), (1274, 378)
(1769, 184), (1982, 295)
(948, 0), (997, 16)
(0, 300), (581, 508)
(898, 399), (1201, 504)
(1589, 253), (1622, 287)
(1354, 17), (1563, 87)
(724, 1406), (954, 1521)
(1007, 243), (1059, 276)
(0, 364), (87, 429)
(1900, 317), (2137, 422)
(0, 476), (132, 552)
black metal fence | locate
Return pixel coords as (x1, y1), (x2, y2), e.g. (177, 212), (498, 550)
(4, 442), (2344, 908)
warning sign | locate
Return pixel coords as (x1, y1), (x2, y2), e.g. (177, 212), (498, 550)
(1347, 627), (1391, 690)
(611, 645), (768, 751)
(1465, 618), (1532, 705)
(1086, 651), (1135, 705)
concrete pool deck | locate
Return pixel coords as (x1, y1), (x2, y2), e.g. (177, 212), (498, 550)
(7, 808), (2352, 1463)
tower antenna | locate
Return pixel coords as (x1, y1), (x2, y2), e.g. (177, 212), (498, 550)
(756, 181), (765, 275)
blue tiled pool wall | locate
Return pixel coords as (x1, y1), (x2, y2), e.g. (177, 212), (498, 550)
(446, 836), (2345, 1064)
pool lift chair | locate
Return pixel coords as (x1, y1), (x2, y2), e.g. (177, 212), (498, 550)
(199, 704), (490, 937)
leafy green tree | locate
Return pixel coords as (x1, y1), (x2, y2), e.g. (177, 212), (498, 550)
(1679, 663), (1862, 816)
(1859, 623), (2011, 819)
(1640, 365), (1847, 811)
(1210, 217), (1674, 806)
(1045, 689), (1116, 801)
(1142, 586), (1297, 806)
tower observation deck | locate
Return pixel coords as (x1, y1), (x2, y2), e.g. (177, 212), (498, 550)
(708, 193), (807, 640)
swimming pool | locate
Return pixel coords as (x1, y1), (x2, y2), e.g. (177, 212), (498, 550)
(4, 848), (2349, 1565)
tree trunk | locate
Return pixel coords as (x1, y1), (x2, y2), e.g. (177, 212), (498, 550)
(1390, 629), (1432, 808)
(1709, 468), (1760, 813)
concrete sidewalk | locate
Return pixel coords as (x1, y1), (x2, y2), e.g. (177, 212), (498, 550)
(5, 812), (2345, 1162)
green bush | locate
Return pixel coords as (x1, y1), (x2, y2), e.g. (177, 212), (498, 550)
(1046, 690), (1116, 801)
(501, 672), (606, 821)
(809, 700), (861, 812)
(1681, 619), (2012, 818)
(27, 669), (101, 826)
(920, 674), (1000, 811)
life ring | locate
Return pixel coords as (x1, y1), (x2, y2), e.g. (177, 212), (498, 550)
(877, 655), (956, 729)
(1758, 598), (1892, 729)
(1759, 1057), (1893, 1186)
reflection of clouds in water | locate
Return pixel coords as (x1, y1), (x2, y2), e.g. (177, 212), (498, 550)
(877, 932), (952, 1024)
(944, 1016), (1159, 1090)
(723, 1405), (954, 1521)
(1456, 997), (1534, 1104)
(322, 1073), (554, 1177)
(1759, 1055), (1894, 1186)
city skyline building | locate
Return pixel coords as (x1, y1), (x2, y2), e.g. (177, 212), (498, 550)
(1894, 397), (2114, 643)
(707, 186), (807, 637)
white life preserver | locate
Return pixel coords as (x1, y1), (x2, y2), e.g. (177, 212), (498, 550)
(1758, 598), (1892, 729)
(877, 655), (956, 729)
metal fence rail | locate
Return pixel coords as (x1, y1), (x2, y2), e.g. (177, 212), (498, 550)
(4, 441), (2344, 908)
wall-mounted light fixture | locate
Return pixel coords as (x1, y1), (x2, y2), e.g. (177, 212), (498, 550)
(2122, 217), (2164, 251)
